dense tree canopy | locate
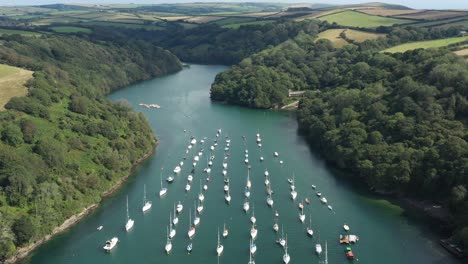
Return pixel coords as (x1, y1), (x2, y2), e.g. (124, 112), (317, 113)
(0, 34), (181, 260)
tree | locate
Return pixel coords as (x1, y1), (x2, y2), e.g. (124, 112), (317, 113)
(1, 124), (23, 147)
(12, 216), (34, 246)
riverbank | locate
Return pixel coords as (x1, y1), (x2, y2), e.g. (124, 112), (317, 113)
(4, 142), (157, 264)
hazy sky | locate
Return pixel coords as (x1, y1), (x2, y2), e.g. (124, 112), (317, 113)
(2, 1), (468, 10)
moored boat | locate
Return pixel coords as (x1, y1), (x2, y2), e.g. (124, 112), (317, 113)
(103, 237), (118, 252)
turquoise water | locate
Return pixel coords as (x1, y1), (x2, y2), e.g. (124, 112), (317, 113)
(25, 64), (457, 264)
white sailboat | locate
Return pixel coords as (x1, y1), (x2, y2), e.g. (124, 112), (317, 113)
(188, 211), (196, 239)
(273, 219), (279, 232)
(174, 165), (181, 174)
(165, 226), (172, 254)
(246, 170), (251, 189)
(223, 223), (228, 238)
(307, 214), (313, 236)
(267, 192), (274, 207)
(264, 175), (270, 186)
(198, 180), (205, 202)
(185, 181), (191, 192)
(169, 213), (176, 239)
(283, 236), (290, 264)
(222, 162), (228, 169)
(173, 204), (179, 225)
(250, 223), (257, 240)
(244, 199), (250, 212)
(188, 174), (193, 182)
(224, 183), (229, 192)
(250, 238), (257, 255)
(194, 203), (200, 226)
(274, 151), (279, 157)
(159, 170), (167, 197)
(203, 184), (208, 191)
(216, 228), (224, 256)
(320, 197), (328, 204)
(225, 183), (231, 204)
(176, 201), (183, 213)
(279, 226), (286, 247)
(245, 187), (250, 198)
(142, 184), (152, 212)
(197, 199), (204, 214)
(264, 170), (269, 176)
(316, 233), (322, 255)
(291, 189), (297, 200)
(299, 207), (305, 223)
(250, 204), (256, 224)
(125, 196), (134, 232)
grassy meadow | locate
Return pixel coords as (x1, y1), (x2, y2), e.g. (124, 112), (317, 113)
(0, 64), (33, 111)
(383, 36), (468, 53)
(319, 10), (411, 27)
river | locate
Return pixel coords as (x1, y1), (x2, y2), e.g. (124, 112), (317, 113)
(25, 64), (457, 264)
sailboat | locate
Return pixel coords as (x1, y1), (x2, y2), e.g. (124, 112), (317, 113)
(224, 183), (229, 192)
(223, 222), (228, 238)
(125, 196), (134, 232)
(244, 198), (250, 212)
(216, 228), (224, 256)
(198, 180), (205, 202)
(225, 183), (231, 204)
(176, 201), (183, 213)
(246, 169), (251, 189)
(194, 202), (200, 226)
(316, 232), (322, 255)
(188, 211), (196, 239)
(250, 223), (258, 240)
(273, 219), (279, 232)
(197, 199), (204, 214)
(250, 238), (257, 254)
(165, 226), (172, 254)
(169, 213), (176, 239)
(283, 236), (290, 264)
(279, 225), (286, 247)
(299, 207), (305, 223)
(307, 214), (313, 236)
(245, 186), (251, 198)
(173, 204), (179, 225)
(267, 192), (274, 207)
(187, 243), (193, 254)
(185, 181), (191, 192)
(265, 175), (270, 186)
(142, 184), (152, 212)
(159, 170), (168, 197)
(250, 204), (256, 224)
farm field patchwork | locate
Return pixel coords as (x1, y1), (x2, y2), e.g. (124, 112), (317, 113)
(395, 10), (468, 20)
(316, 29), (349, 48)
(319, 10), (411, 27)
(49, 26), (92, 33)
(358, 9), (423, 17)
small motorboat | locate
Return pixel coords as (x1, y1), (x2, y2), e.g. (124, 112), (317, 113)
(203, 184), (208, 191)
(274, 152), (279, 157)
(223, 162), (228, 169)
(298, 201), (304, 209)
(188, 174), (193, 182)
(103, 237), (118, 252)
(244, 158), (249, 164)
(344, 224), (350, 231)
(223, 223), (229, 238)
(224, 177), (229, 183)
(316, 192), (322, 197)
(273, 223), (279, 232)
(275, 210), (279, 217)
(320, 197), (327, 204)
(185, 183), (191, 192)
(206, 177), (211, 182)
(174, 166), (181, 174)
(97, 226), (103, 231)
(224, 184), (229, 192)
(222, 170), (227, 176)
(190, 138), (197, 145)
(291, 190), (297, 200)
(166, 175), (174, 183)
(264, 170), (269, 176)
(316, 243), (322, 255)
(328, 205), (333, 210)
(245, 188), (251, 198)
(250, 224), (257, 240)
(311, 185), (316, 189)
(244, 200), (250, 212)
(280, 160), (283, 164)
(250, 240), (257, 255)
(305, 197), (310, 204)
(345, 247), (355, 260)
(260, 156), (264, 161)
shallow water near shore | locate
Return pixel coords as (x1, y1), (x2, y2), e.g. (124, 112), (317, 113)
(24, 64), (457, 264)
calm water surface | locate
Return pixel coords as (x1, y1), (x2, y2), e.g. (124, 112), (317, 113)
(26, 65), (456, 264)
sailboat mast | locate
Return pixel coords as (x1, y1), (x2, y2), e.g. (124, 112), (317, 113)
(325, 241), (328, 264)
(126, 196), (129, 221)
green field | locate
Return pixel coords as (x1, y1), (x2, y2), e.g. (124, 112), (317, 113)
(0, 28), (41, 36)
(213, 17), (256, 26)
(81, 21), (164, 30)
(50, 26), (92, 33)
(383, 36), (468, 53)
(319, 10), (410, 27)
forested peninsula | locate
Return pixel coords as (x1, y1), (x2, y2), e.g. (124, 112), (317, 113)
(0, 35), (181, 261)
(210, 22), (468, 250)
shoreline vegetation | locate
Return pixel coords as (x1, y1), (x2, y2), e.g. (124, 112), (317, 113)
(0, 33), (181, 262)
(5, 146), (156, 264)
